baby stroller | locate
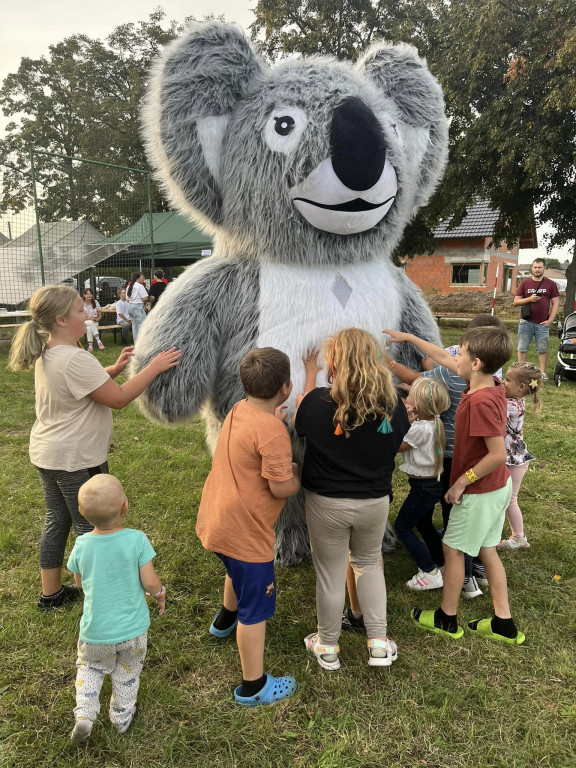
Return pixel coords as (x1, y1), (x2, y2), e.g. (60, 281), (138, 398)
(554, 312), (576, 386)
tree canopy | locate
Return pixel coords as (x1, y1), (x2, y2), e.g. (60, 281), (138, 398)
(0, 11), (187, 235)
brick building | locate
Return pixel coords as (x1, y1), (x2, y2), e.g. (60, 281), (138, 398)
(402, 200), (537, 294)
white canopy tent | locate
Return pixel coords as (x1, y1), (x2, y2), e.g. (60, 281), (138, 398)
(0, 220), (127, 306)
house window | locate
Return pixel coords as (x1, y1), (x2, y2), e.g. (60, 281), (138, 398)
(503, 266), (514, 292)
(451, 263), (484, 285)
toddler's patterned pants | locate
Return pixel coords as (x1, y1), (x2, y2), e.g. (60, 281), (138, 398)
(74, 631), (147, 728)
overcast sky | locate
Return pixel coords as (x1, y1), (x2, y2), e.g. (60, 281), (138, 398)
(0, 1), (254, 98)
(0, 1), (570, 261)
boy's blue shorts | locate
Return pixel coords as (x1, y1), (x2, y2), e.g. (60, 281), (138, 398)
(215, 553), (276, 625)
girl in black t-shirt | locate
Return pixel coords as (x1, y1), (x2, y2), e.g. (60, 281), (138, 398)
(295, 328), (409, 670)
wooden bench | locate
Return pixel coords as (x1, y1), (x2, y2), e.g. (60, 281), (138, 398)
(433, 315), (518, 327)
(95, 324), (126, 344)
(0, 322), (25, 341)
(0, 322), (127, 344)
(433, 315), (475, 325)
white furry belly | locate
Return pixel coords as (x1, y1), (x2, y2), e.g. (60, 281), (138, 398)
(257, 262), (402, 418)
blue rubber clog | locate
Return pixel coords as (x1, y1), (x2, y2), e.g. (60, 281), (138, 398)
(234, 673), (297, 706)
(209, 614), (238, 638)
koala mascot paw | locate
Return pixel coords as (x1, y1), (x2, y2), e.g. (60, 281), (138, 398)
(133, 22), (448, 565)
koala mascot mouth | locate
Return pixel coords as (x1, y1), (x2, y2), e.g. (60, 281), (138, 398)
(289, 97), (398, 236)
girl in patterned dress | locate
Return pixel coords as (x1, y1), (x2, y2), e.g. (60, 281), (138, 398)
(498, 363), (542, 550)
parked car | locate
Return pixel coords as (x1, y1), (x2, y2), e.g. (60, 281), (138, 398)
(84, 276), (127, 306)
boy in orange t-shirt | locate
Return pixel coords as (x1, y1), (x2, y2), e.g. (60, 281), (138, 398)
(196, 347), (300, 705)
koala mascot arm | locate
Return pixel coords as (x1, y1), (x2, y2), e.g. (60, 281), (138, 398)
(131, 256), (258, 425)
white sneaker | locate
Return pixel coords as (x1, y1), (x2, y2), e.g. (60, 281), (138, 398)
(304, 633), (341, 670)
(71, 718), (93, 745)
(472, 563), (489, 586)
(461, 575), (483, 599)
(367, 638), (398, 667)
(406, 568), (443, 591)
(114, 704), (136, 734)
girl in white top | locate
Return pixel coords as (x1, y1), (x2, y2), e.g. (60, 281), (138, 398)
(394, 377), (451, 592)
(8, 285), (181, 610)
(126, 272), (148, 343)
(82, 288), (104, 352)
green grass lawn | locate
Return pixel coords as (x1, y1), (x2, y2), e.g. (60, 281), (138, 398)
(0, 326), (574, 768)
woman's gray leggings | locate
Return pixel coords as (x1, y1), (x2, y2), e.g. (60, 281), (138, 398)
(36, 463), (108, 569)
(305, 491), (390, 644)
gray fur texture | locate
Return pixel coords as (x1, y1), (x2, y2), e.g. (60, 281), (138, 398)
(135, 22), (448, 564)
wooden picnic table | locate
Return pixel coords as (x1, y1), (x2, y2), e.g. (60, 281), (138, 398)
(0, 310), (31, 329)
(99, 307), (131, 343)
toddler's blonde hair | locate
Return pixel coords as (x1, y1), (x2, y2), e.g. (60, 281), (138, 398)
(507, 362), (542, 416)
(409, 377), (451, 477)
(78, 474), (127, 528)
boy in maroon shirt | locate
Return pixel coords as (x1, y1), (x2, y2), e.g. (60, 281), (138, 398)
(410, 326), (525, 644)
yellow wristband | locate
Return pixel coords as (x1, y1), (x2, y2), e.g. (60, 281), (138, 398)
(389, 360), (397, 370)
(465, 468), (479, 483)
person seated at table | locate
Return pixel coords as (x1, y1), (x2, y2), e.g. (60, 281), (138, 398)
(115, 288), (132, 345)
(82, 289), (104, 352)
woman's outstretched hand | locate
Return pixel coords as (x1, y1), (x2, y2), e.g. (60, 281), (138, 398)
(115, 346), (134, 371)
(150, 347), (181, 374)
(107, 346), (134, 378)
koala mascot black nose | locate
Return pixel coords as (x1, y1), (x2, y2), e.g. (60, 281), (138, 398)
(330, 97), (387, 192)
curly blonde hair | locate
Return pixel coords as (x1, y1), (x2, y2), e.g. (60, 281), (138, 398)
(325, 328), (397, 437)
(507, 362), (542, 416)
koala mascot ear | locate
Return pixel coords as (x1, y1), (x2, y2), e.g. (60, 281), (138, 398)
(142, 22), (263, 230)
(357, 42), (448, 212)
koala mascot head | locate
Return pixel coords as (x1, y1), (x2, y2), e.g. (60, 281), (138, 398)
(134, 22), (448, 564)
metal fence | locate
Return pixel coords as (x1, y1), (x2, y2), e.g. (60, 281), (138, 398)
(0, 150), (155, 310)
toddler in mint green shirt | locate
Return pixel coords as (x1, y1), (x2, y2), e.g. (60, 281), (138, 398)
(66, 474), (165, 745)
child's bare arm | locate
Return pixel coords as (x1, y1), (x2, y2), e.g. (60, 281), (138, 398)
(398, 442), (412, 452)
(382, 349), (422, 385)
(383, 330), (458, 373)
(302, 349), (321, 395)
(293, 350), (322, 426)
(445, 436), (507, 505)
(268, 463), (301, 499)
(140, 561), (165, 616)
(73, 573), (82, 588)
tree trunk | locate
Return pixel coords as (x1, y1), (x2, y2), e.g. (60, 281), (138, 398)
(564, 240), (576, 319)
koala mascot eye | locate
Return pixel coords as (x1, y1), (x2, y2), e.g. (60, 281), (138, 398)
(274, 116), (295, 135)
(263, 106), (308, 154)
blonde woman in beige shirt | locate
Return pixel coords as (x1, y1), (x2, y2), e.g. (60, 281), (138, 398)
(9, 285), (180, 610)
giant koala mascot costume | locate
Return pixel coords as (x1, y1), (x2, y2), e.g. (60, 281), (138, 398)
(134, 22), (448, 565)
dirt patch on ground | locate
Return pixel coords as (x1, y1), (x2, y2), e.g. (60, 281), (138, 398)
(424, 291), (518, 318)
